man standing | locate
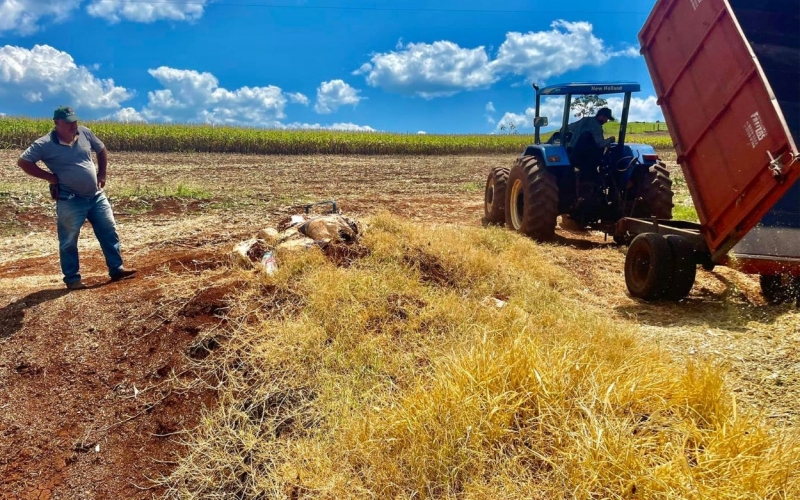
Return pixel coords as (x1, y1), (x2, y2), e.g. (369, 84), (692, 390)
(17, 106), (136, 290)
(567, 107), (617, 172)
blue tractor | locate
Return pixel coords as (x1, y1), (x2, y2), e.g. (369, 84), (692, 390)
(484, 82), (674, 243)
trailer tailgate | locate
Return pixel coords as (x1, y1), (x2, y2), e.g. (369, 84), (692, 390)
(639, 0), (800, 260)
(729, 179), (800, 276)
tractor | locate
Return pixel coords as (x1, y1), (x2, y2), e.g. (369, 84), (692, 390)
(484, 82), (674, 243)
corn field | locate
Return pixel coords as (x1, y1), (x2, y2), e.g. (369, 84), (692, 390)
(0, 117), (675, 155)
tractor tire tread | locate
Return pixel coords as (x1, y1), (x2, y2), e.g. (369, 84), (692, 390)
(625, 233), (674, 300)
(484, 166), (510, 225)
(506, 156), (559, 241)
(638, 164), (675, 220)
(664, 235), (696, 300)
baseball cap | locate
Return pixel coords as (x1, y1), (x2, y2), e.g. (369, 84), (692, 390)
(597, 107), (616, 121)
(53, 106), (79, 123)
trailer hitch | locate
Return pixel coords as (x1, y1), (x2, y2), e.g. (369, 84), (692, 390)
(767, 151), (787, 182)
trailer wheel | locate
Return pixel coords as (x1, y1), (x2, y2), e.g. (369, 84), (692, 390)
(625, 233), (674, 300)
(760, 274), (799, 305)
(664, 235), (696, 300)
(484, 166), (510, 225)
(635, 162), (674, 219)
(505, 155), (559, 241)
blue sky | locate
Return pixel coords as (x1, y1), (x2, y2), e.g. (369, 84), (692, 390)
(0, 0), (664, 133)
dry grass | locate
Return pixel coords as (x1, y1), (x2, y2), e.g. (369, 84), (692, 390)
(159, 214), (798, 499)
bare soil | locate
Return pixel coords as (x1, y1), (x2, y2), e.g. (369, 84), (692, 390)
(0, 150), (797, 499)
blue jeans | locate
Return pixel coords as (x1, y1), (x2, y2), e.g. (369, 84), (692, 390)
(56, 191), (124, 284)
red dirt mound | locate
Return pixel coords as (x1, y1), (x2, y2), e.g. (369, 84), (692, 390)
(0, 245), (238, 499)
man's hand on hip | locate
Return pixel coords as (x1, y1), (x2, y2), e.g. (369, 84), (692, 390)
(97, 174), (106, 189)
(17, 159), (57, 185)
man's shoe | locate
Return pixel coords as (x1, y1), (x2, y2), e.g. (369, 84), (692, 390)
(110, 268), (137, 281)
(66, 281), (87, 290)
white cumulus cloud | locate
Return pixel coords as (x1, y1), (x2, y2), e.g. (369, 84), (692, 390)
(486, 101), (497, 124)
(496, 97), (566, 132)
(354, 40), (496, 98)
(136, 67), (309, 127)
(496, 112), (528, 132)
(613, 47), (641, 58)
(0, 44), (132, 110)
(283, 122), (376, 132)
(0, 0), (82, 36)
(85, 0), (208, 23)
(605, 96), (663, 123)
(356, 21), (638, 98)
(0, 0), (209, 35)
(314, 79), (362, 114)
(287, 92), (309, 105)
(328, 122), (374, 132)
(490, 21), (631, 81)
(105, 107), (146, 122)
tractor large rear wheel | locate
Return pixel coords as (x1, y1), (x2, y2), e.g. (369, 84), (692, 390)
(634, 162), (674, 219)
(484, 166), (509, 225)
(505, 155), (559, 241)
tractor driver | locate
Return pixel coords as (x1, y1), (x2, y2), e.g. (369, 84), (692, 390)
(567, 107), (616, 174)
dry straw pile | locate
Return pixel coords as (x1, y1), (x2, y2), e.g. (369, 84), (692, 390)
(161, 214), (798, 499)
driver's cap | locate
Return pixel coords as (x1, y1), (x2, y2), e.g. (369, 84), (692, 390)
(597, 107), (616, 121)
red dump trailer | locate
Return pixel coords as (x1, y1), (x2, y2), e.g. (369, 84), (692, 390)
(618, 0), (800, 301)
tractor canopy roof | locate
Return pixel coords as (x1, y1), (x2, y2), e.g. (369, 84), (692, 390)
(539, 82), (640, 96)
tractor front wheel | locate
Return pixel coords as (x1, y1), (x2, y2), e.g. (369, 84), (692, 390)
(484, 166), (509, 225)
(505, 155), (559, 241)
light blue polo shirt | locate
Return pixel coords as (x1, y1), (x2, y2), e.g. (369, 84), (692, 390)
(20, 126), (106, 198)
